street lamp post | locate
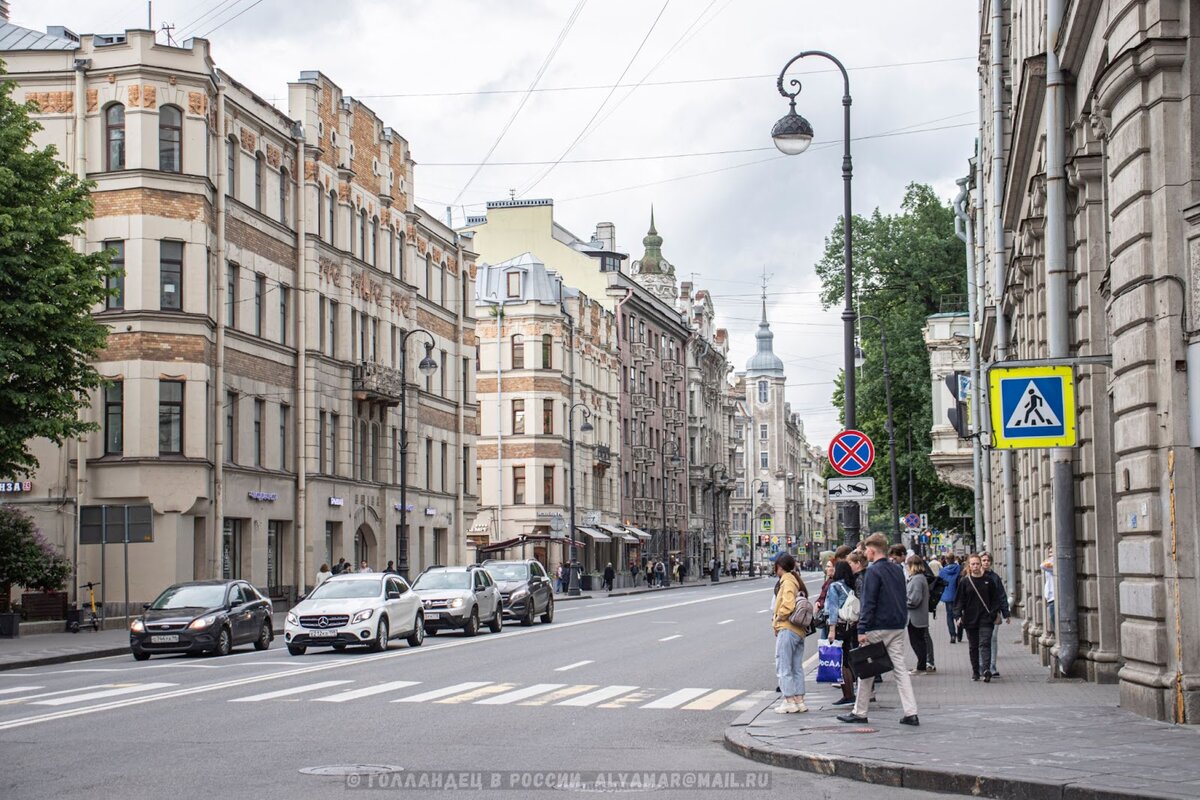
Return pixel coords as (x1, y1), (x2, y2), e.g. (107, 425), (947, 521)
(749, 478), (768, 576)
(567, 402), (593, 597)
(772, 49), (859, 545)
(660, 439), (682, 586)
(398, 330), (439, 577)
(709, 465), (728, 582)
(858, 315), (902, 544)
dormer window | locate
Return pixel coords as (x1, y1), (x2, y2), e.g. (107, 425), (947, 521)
(601, 255), (620, 272)
(506, 271), (521, 298)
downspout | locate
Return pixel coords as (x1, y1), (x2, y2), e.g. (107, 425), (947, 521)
(454, 235), (466, 565)
(72, 56), (89, 606)
(989, 0), (1019, 619)
(953, 174), (986, 551)
(974, 154), (994, 552)
(293, 124), (307, 599)
(496, 297), (503, 544)
(1045, 0), (1078, 676)
(212, 78), (227, 580)
(613, 284), (634, 530)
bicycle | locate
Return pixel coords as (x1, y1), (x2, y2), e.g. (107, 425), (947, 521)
(69, 581), (101, 633)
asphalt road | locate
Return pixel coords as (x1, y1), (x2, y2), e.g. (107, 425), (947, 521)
(0, 575), (944, 800)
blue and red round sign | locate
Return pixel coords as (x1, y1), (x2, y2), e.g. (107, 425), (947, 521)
(828, 430), (875, 477)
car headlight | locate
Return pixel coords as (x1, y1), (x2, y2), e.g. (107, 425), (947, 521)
(286, 612), (298, 625)
(352, 608), (374, 623)
(130, 619), (145, 633)
(450, 598), (464, 609)
(189, 614), (218, 630)
(511, 588), (529, 600)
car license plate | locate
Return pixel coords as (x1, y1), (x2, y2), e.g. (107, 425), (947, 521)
(308, 629), (337, 638)
(150, 635), (179, 644)
(425, 611), (440, 619)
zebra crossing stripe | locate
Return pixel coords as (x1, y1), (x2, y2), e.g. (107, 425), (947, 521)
(230, 680), (351, 703)
(32, 683), (177, 706)
(392, 682), (490, 703)
(640, 688), (711, 709)
(725, 690), (772, 711)
(0, 686), (43, 696)
(1, 684), (124, 705)
(557, 685), (638, 707)
(436, 683), (516, 704)
(518, 684), (598, 706)
(476, 684), (566, 705)
(681, 689), (745, 711)
(314, 681), (421, 703)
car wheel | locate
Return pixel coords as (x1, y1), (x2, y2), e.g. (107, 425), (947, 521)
(463, 607), (479, 637)
(521, 603), (535, 627)
(132, 649), (151, 661)
(406, 614), (425, 648)
(488, 605), (503, 633)
(211, 626), (232, 657)
(541, 598), (554, 624)
(331, 643), (347, 651)
(253, 621), (272, 651)
(369, 618), (390, 653)
(287, 643), (306, 656)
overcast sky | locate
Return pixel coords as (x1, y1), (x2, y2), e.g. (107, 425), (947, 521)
(16, 0), (979, 446)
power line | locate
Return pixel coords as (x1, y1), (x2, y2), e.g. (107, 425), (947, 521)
(197, 0), (268, 39)
(176, 0), (241, 39)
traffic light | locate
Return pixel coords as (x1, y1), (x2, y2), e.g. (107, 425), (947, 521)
(944, 372), (970, 439)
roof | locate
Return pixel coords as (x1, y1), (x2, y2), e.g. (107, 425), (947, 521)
(0, 21), (76, 51)
(474, 251), (579, 305)
(745, 301), (785, 377)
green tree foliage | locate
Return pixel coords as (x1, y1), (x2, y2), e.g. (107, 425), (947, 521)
(0, 505), (72, 609)
(815, 183), (974, 538)
(0, 60), (113, 478)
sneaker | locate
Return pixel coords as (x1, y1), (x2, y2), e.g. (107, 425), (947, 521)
(793, 701), (809, 713)
(837, 713), (869, 724)
(991, 671), (1000, 678)
(832, 696), (856, 706)
(908, 669), (925, 676)
(774, 702), (799, 714)
(926, 665), (937, 673)
(972, 674), (980, 681)
(983, 671), (992, 683)
(899, 715), (920, 726)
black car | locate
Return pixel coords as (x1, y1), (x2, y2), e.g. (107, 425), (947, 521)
(481, 559), (554, 626)
(129, 580), (273, 660)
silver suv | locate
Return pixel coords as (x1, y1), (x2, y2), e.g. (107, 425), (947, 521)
(411, 566), (502, 636)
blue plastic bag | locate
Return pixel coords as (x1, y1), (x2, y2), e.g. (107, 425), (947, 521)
(816, 641), (843, 683)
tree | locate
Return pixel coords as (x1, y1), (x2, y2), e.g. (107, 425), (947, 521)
(0, 60), (113, 478)
(0, 505), (72, 610)
(815, 183), (974, 537)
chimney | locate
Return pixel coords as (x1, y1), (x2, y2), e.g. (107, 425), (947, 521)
(595, 222), (615, 251)
(680, 281), (693, 302)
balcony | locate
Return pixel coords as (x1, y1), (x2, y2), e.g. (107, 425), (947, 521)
(662, 407), (685, 426)
(594, 445), (612, 469)
(631, 392), (653, 410)
(632, 445), (654, 464)
(631, 341), (654, 364)
(353, 361), (404, 406)
(633, 497), (655, 515)
(662, 360), (682, 380)
(665, 502), (686, 518)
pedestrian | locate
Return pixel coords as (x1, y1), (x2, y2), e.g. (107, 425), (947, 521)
(555, 563), (566, 593)
(359, 560), (372, 573)
(981, 552), (1011, 677)
(825, 553), (865, 706)
(905, 554), (931, 674)
(888, 543), (908, 565)
(655, 559), (666, 586)
(384, 560), (396, 574)
(939, 553), (962, 642)
(629, 560), (639, 586)
(314, 562), (332, 588)
(954, 553), (1003, 682)
(1042, 547), (1056, 634)
(331, 557), (346, 576)
(646, 562), (656, 588)
(928, 554), (943, 578)
(838, 533), (920, 727)
(771, 552), (809, 714)
(710, 556), (719, 583)
(814, 557), (836, 640)
(603, 562), (615, 593)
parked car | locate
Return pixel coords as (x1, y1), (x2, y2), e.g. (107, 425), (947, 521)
(412, 565), (503, 636)
(129, 580), (273, 660)
(481, 559), (554, 626)
(284, 573), (423, 655)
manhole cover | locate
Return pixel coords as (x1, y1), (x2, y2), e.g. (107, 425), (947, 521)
(299, 764), (403, 777)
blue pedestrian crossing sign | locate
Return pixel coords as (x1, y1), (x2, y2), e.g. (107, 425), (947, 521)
(988, 365), (1077, 449)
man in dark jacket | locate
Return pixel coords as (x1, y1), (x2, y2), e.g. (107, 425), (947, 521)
(981, 552), (1011, 677)
(603, 563), (616, 593)
(838, 533), (920, 727)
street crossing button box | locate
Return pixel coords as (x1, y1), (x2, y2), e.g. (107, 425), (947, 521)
(988, 364), (1077, 449)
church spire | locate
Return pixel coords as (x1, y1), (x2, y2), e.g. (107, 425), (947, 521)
(747, 269), (785, 377)
(638, 206), (668, 275)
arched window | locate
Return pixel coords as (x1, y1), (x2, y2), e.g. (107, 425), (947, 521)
(541, 334), (552, 369)
(226, 136), (238, 197)
(358, 209), (367, 260)
(383, 228), (393, 273)
(511, 334), (524, 370)
(254, 153), (266, 212)
(326, 191), (337, 245)
(425, 253), (432, 299)
(757, 380), (768, 403)
(370, 216), (378, 266)
(105, 103), (125, 171)
(396, 233), (405, 280)
(317, 190), (325, 239)
(440, 261), (448, 310)
(158, 105), (182, 172)
(278, 167), (290, 226)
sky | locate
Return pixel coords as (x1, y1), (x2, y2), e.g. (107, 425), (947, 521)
(14, 0), (980, 447)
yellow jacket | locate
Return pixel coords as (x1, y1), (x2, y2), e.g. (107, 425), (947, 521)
(773, 572), (808, 637)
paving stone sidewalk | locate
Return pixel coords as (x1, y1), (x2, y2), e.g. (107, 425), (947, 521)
(725, 615), (1200, 799)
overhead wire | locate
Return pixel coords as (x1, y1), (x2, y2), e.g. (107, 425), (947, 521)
(197, 0), (269, 40)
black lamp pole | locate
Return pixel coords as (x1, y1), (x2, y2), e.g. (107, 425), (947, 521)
(567, 402), (592, 596)
(660, 438), (682, 587)
(773, 50), (858, 545)
(750, 478), (768, 576)
(398, 330), (438, 578)
(859, 315), (901, 544)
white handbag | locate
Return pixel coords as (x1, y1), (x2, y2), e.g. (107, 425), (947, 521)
(838, 590), (861, 624)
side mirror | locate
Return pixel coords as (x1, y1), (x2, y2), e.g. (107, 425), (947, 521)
(297, 594), (306, 602)
(386, 590), (401, 600)
(142, 603), (151, 610)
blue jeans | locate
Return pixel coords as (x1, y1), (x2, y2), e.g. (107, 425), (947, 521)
(775, 629), (807, 697)
(944, 601), (958, 639)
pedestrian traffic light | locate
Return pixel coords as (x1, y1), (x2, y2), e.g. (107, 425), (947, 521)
(944, 372), (970, 439)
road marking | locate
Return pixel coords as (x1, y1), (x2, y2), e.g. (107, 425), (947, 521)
(476, 683), (566, 705)
(681, 689), (745, 711)
(726, 690), (773, 711)
(717, 619), (735, 625)
(314, 681), (421, 703)
(756, 609), (769, 614)
(557, 685), (638, 707)
(436, 683), (516, 704)
(392, 682), (490, 703)
(230, 680), (352, 702)
(599, 688), (655, 709)
(658, 635), (681, 642)
(0, 685), (122, 704)
(32, 682), (177, 706)
(0, 587), (763, 731)
(0, 686), (42, 696)
(554, 660), (593, 672)
(641, 688), (711, 709)
(518, 684), (597, 706)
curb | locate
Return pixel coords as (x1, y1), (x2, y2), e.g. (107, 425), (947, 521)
(0, 646), (129, 672)
(722, 714), (1178, 800)
(595, 576), (766, 599)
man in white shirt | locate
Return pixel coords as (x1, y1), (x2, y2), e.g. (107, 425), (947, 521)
(1042, 547), (1055, 635)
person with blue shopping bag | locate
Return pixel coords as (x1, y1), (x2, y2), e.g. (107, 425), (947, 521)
(771, 553), (810, 714)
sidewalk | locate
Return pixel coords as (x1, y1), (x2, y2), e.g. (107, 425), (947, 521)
(725, 616), (1200, 800)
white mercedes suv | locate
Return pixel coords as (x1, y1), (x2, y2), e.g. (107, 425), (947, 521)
(284, 573), (424, 655)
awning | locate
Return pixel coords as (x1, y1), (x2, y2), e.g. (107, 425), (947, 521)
(598, 524), (639, 543)
(623, 526), (653, 541)
(575, 527), (611, 542)
(477, 534), (586, 553)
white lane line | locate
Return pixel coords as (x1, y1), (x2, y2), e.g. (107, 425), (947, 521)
(756, 609), (769, 614)
(0, 685), (121, 704)
(658, 635), (682, 642)
(230, 680), (351, 702)
(681, 689), (745, 711)
(717, 619), (735, 625)
(391, 682), (490, 704)
(641, 688), (711, 710)
(314, 681), (421, 703)
(554, 660), (593, 672)
(33, 682), (177, 706)
(0, 587), (763, 731)
(476, 683), (566, 705)
(587, 602), (613, 608)
(557, 685), (639, 707)
(0, 686), (42, 696)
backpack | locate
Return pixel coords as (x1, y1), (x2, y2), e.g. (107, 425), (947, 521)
(789, 593), (814, 630)
(838, 590), (861, 624)
(927, 573), (947, 613)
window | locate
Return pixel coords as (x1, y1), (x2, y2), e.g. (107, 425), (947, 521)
(279, 405), (289, 470)
(543, 466), (554, 504)
(254, 274), (266, 336)
(506, 271), (521, 298)
(253, 399), (264, 466)
(541, 334), (552, 369)
(279, 285), (289, 346)
(318, 412), (326, 473)
(158, 381), (184, 455)
(279, 167), (290, 226)
(441, 441), (448, 491)
(160, 241), (183, 310)
(225, 392), (237, 463)
(329, 413), (339, 474)
(255, 153), (266, 211)
(104, 381), (123, 455)
(105, 240), (125, 310)
(425, 438), (433, 489)
(425, 253), (432, 297)
(759, 424), (768, 441)
(226, 265), (238, 328)
(760, 451), (769, 469)
(358, 209), (367, 259)
(512, 399), (525, 434)
(758, 380), (768, 403)
(396, 234), (405, 280)
(158, 105), (182, 172)
(105, 104), (125, 171)
(370, 217), (378, 266)
(326, 191), (337, 244)
(601, 255), (620, 272)
(328, 300), (338, 356)
(513, 466), (526, 505)
(511, 335), (524, 369)
(226, 136), (238, 197)
(439, 350), (447, 395)
(543, 399), (554, 434)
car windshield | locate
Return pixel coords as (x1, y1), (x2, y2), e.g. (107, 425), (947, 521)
(151, 585), (227, 610)
(413, 572), (470, 590)
(484, 564), (529, 582)
(306, 579), (382, 600)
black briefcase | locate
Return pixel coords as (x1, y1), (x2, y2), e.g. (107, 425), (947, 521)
(847, 641), (894, 679)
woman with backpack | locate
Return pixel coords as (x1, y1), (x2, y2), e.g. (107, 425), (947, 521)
(771, 552), (810, 714)
(825, 552), (866, 705)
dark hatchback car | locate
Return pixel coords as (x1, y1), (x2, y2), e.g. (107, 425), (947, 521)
(481, 560), (554, 626)
(130, 580), (273, 660)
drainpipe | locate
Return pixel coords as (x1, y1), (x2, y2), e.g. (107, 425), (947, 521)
(1045, 0), (1078, 677)
(454, 234), (466, 565)
(973, 156), (994, 550)
(72, 57), (90, 605)
(953, 174), (986, 551)
(293, 124), (307, 599)
(212, 77), (227, 580)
